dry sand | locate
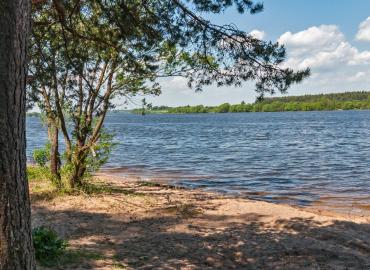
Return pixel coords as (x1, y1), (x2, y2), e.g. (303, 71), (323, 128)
(31, 174), (370, 270)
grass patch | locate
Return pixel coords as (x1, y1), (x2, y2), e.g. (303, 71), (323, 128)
(28, 165), (146, 199)
(29, 176), (62, 202)
(27, 166), (51, 182)
(28, 166), (68, 201)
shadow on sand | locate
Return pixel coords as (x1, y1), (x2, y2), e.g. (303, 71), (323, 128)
(33, 203), (370, 270)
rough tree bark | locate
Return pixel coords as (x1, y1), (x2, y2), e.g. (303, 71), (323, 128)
(0, 0), (36, 269)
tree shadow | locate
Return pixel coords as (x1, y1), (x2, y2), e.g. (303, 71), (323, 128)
(32, 205), (370, 270)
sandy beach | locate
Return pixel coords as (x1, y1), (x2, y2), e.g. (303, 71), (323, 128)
(31, 174), (370, 269)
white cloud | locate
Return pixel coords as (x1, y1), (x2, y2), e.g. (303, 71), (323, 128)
(249, 29), (266, 40)
(278, 24), (370, 86)
(350, 50), (370, 65)
(256, 23), (370, 96)
(356, 17), (370, 42)
(149, 23), (370, 107)
(278, 25), (345, 54)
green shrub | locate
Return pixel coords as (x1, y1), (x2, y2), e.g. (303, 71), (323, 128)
(85, 128), (117, 175)
(33, 145), (50, 167)
(32, 227), (67, 265)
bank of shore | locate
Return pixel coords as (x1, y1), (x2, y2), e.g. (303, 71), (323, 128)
(31, 174), (370, 269)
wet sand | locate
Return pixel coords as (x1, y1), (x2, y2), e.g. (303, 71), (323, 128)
(31, 174), (370, 269)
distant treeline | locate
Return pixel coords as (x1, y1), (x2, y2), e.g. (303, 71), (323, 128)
(131, 91), (370, 114)
(27, 112), (41, 117)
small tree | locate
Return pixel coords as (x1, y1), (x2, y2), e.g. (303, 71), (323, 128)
(29, 0), (310, 188)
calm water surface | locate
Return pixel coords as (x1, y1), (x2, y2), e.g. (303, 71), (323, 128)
(27, 111), (370, 213)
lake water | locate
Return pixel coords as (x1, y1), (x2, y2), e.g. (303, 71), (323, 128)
(27, 111), (370, 214)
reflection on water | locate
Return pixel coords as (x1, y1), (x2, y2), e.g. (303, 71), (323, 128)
(27, 111), (370, 214)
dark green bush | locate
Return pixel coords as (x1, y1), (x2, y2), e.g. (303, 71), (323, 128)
(32, 227), (67, 265)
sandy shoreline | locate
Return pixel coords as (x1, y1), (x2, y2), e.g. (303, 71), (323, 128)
(31, 174), (370, 269)
(97, 171), (370, 220)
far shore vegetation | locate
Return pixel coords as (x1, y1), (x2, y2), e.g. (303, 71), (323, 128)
(126, 91), (370, 114)
(27, 112), (41, 117)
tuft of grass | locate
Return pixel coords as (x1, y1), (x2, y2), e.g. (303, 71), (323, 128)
(28, 166), (148, 202)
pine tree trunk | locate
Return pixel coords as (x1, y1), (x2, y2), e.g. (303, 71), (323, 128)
(0, 0), (35, 269)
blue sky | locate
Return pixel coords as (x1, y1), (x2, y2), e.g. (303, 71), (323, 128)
(145, 0), (370, 107)
(213, 0), (370, 45)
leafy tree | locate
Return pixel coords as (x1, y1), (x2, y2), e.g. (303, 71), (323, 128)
(217, 103), (231, 113)
(29, 0), (309, 188)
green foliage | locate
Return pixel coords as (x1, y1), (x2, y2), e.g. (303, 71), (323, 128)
(85, 129), (117, 175)
(32, 225), (105, 267)
(133, 91), (370, 114)
(255, 92), (370, 112)
(28, 128), (116, 190)
(32, 227), (67, 266)
(32, 144), (50, 167)
(59, 162), (74, 183)
(215, 103), (231, 113)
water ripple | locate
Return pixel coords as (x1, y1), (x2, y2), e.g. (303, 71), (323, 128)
(26, 111), (370, 213)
